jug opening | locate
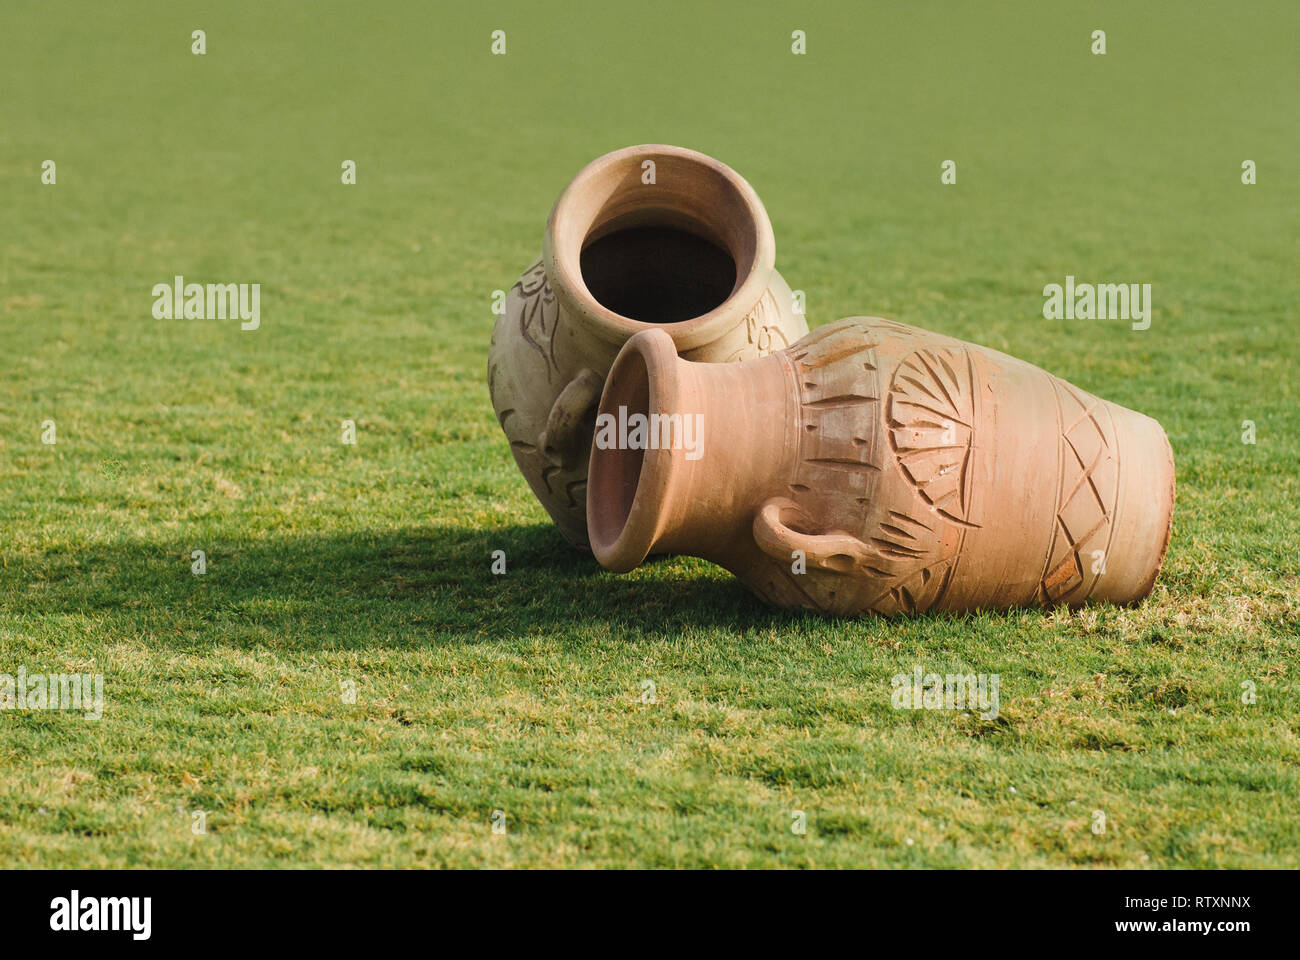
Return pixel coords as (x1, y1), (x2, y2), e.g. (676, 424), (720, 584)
(544, 145), (776, 349)
(580, 223), (736, 324)
(589, 345), (651, 552)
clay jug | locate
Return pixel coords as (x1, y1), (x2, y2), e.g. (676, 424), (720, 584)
(587, 317), (1175, 616)
(488, 145), (809, 548)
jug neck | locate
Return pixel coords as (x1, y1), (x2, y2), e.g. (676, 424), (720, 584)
(587, 328), (796, 571)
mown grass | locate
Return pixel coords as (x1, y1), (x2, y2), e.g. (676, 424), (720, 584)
(1, 0), (1296, 867)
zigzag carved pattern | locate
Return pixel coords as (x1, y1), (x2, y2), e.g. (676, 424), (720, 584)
(1039, 381), (1119, 602)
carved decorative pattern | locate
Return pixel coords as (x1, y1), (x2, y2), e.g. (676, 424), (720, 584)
(858, 509), (961, 615)
(512, 257), (561, 383)
(887, 348), (977, 526)
(777, 323), (978, 615)
(488, 260), (586, 520)
(788, 321), (882, 502)
(751, 319), (1151, 616)
(782, 322), (904, 613)
(726, 290), (792, 361)
(1039, 380), (1120, 603)
(847, 345), (983, 612)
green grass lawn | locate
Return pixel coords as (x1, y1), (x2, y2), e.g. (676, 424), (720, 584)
(1, 0), (1297, 867)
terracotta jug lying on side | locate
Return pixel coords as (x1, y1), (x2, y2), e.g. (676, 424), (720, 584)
(588, 317), (1175, 616)
(488, 144), (809, 548)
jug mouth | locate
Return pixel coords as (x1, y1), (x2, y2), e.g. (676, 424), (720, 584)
(587, 329), (682, 572)
(543, 144), (777, 352)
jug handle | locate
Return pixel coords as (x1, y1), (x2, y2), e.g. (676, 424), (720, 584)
(539, 368), (603, 467)
(753, 497), (870, 574)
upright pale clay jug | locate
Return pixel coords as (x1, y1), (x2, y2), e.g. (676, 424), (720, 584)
(588, 318), (1175, 616)
(488, 145), (809, 548)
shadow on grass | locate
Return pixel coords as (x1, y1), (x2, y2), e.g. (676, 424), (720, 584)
(2, 522), (822, 648)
